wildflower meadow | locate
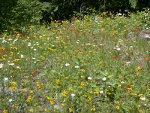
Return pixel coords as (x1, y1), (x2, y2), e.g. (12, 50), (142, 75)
(0, 11), (150, 113)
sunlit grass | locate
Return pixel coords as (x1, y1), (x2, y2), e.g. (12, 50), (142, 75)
(0, 11), (150, 113)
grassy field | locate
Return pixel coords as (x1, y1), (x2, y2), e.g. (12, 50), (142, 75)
(0, 11), (150, 113)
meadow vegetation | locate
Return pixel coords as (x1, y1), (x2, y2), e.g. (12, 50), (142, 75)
(0, 11), (150, 112)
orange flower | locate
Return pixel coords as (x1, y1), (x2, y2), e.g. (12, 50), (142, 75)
(144, 57), (150, 61)
(125, 84), (132, 91)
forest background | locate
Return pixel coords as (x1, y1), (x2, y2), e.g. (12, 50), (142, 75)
(0, 0), (150, 33)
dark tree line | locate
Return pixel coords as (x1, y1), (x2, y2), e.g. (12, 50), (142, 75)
(0, 0), (150, 32)
(137, 0), (150, 10)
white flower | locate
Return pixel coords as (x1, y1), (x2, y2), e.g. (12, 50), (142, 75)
(9, 99), (13, 102)
(116, 47), (121, 51)
(118, 39), (123, 42)
(125, 61), (131, 65)
(13, 39), (18, 44)
(117, 13), (122, 16)
(88, 77), (92, 80)
(76, 40), (80, 44)
(33, 49), (37, 51)
(65, 63), (70, 67)
(2, 40), (7, 43)
(21, 55), (24, 58)
(9, 63), (14, 66)
(16, 66), (21, 69)
(86, 43), (91, 46)
(130, 46), (133, 48)
(121, 81), (125, 84)
(114, 46), (121, 51)
(140, 96), (146, 101)
(32, 58), (36, 60)
(100, 90), (104, 94)
(51, 45), (55, 47)
(75, 65), (80, 68)
(102, 77), (107, 81)
(0, 63), (4, 68)
(4, 77), (8, 82)
(28, 42), (31, 46)
(54, 104), (63, 111)
(93, 45), (96, 47)
(143, 34), (150, 38)
(71, 93), (75, 97)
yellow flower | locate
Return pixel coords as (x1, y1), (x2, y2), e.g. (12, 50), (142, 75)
(55, 79), (61, 85)
(105, 89), (111, 95)
(80, 82), (85, 88)
(36, 106), (40, 109)
(9, 86), (17, 91)
(2, 54), (7, 60)
(68, 87), (73, 91)
(138, 108), (144, 113)
(138, 94), (144, 96)
(127, 88), (132, 91)
(80, 69), (86, 73)
(135, 66), (141, 72)
(36, 82), (44, 89)
(61, 103), (65, 107)
(91, 106), (96, 111)
(11, 46), (17, 50)
(29, 90), (33, 94)
(115, 106), (120, 110)
(26, 96), (32, 103)
(61, 90), (67, 97)
(130, 92), (137, 96)
(115, 101), (120, 105)
(69, 108), (73, 112)
(46, 96), (55, 105)
(38, 46), (42, 48)
(44, 108), (48, 112)
(93, 88), (99, 95)
(21, 88), (27, 93)
(87, 96), (92, 102)
(3, 109), (8, 113)
(10, 81), (17, 86)
(48, 48), (56, 52)
(13, 59), (20, 63)
(10, 52), (13, 57)
(29, 108), (34, 112)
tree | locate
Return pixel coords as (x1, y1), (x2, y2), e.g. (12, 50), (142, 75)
(0, 0), (18, 31)
(136, 0), (150, 10)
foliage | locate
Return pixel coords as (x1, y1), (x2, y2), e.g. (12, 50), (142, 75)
(39, 0), (133, 21)
(0, 11), (149, 113)
(136, 0), (150, 10)
(0, 0), (150, 32)
(0, 0), (18, 31)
